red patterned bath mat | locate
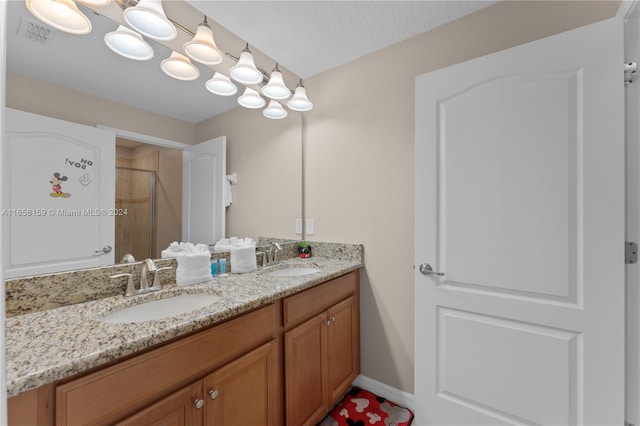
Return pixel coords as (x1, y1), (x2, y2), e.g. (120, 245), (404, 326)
(318, 386), (414, 426)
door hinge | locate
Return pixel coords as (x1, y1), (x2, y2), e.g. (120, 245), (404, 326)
(626, 241), (638, 264)
(625, 62), (637, 85)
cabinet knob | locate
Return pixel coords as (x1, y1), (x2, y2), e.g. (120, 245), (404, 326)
(330, 316), (336, 323)
(209, 389), (219, 400)
(194, 399), (204, 409)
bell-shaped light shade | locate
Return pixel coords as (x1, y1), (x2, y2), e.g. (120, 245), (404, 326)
(287, 80), (313, 112)
(205, 73), (237, 96)
(262, 65), (290, 100)
(184, 18), (223, 65)
(161, 51), (199, 81)
(230, 45), (263, 85)
(238, 87), (265, 109)
(77, 0), (110, 5)
(123, 0), (176, 41)
(263, 100), (288, 120)
(104, 25), (153, 60)
(26, 0), (92, 35)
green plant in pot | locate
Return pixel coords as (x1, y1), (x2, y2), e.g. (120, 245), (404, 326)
(297, 241), (312, 258)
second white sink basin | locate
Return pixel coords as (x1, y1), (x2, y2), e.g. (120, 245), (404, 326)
(102, 294), (220, 324)
(266, 267), (322, 277)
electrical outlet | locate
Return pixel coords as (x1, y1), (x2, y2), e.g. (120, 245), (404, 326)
(295, 219), (302, 234)
(306, 219), (315, 235)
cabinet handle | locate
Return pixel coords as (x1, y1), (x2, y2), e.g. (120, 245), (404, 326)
(209, 389), (219, 400)
(194, 399), (204, 409)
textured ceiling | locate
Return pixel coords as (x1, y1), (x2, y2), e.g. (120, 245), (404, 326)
(6, 0), (497, 123)
(188, 1), (498, 79)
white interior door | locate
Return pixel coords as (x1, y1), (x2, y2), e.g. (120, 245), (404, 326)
(3, 108), (115, 277)
(415, 17), (625, 425)
(182, 136), (226, 245)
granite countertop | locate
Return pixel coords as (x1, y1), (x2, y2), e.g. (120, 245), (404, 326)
(6, 257), (362, 398)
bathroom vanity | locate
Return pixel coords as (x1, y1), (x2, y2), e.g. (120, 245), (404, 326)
(6, 249), (362, 426)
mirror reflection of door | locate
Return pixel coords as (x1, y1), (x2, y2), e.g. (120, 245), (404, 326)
(115, 139), (182, 261)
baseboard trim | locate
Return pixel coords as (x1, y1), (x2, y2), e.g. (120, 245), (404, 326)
(352, 375), (416, 411)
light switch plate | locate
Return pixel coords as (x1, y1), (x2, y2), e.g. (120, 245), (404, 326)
(306, 219), (315, 235)
(295, 219), (302, 235)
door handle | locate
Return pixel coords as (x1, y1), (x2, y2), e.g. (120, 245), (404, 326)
(94, 245), (112, 255)
(419, 263), (444, 276)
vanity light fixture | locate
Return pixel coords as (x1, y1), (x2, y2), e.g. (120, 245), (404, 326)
(262, 64), (290, 100)
(161, 51), (200, 81)
(123, 0), (176, 41)
(230, 44), (263, 85)
(183, 16), (223, 66)
(205, 72), (238, 96)
(287, 80), (314, 112)
(104, 25), (154, 60)
(263, 100), (288, 120)
(237, 87), (266, 109)
(77, 0), (110, 5)
(26, 0), (92, 35)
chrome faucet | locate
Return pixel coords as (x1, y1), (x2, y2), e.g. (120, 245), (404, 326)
(110, 259), (172, 297)
(139, 258), (158, 291)
(263, 243), (283, 266)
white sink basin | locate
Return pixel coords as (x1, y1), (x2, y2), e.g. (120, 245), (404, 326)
(102, 294), (220, 324)
(266, 267), (322, 277)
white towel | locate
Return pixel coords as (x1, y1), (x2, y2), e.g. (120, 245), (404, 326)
(175, 252), (212, 286)
(213, 237), (255, 253)
(230, 246), (257, 273)
(161, 241), (210, 258)
(225, 173), (237, 208)
(160, 242), (212, 286)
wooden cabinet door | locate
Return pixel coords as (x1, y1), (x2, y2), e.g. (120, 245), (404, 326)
(203, 340), (280, 426)
(285, 311), (328, 426)
(326, 296), (360, 404)
(115, 381), (203, 426)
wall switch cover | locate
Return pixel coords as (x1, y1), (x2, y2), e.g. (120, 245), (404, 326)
(295, 219), (302, 234)
(306, 219), (315, 235)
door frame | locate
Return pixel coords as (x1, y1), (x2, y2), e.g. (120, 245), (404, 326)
(623, 1), (640, 424)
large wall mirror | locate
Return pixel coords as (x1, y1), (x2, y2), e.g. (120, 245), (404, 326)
(3, 0), (302, 278)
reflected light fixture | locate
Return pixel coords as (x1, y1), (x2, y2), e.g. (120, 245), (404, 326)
(230, 43), (263, 85)
(104, 25), (154, 60)
(161, 51), (199, 81)
(262, 64), (290, 100)
(263, 100), (288, 120)
(205, 73), (238, 96)
(183, 16), (223, 65)
(26, 0), (92, 34)
(77, 0), (111, 5)
(287, 80), (314, 112)
(237, 87), (266, 109)
(123, 0), (176, 41)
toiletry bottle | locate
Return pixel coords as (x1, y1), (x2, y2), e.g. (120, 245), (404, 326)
(211, 260), (218, 277)
(219, 258), (227, 275)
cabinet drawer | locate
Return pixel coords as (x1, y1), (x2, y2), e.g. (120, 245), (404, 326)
(56, 303), (279, 426)
(283, 271), (358, 330)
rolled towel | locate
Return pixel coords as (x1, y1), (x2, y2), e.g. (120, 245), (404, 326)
(175, 252), (212, 286)
(230, 246), (257, 273)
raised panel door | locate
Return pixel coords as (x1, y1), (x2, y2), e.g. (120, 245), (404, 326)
(285, 311), (327, 426)
(203, 341), (280, 426)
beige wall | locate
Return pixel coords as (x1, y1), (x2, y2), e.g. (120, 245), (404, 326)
(4, 0), (621, 396)
(6, 72), (195, 144)
(296, 0), (618, 393)
(196, 107), (302, 241)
